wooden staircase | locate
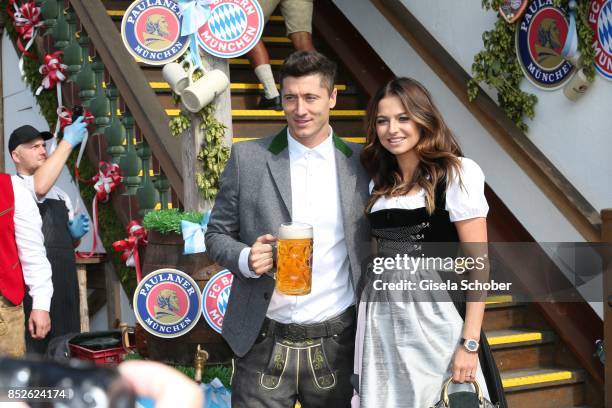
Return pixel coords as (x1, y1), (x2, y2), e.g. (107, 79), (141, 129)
(83, 1), (604, 406)
(103, 0), (368, 145)
(485, 296), (602, 407)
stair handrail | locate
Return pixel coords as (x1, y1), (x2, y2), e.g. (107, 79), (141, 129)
(364, 0), (600, 242)
(67, 0), (184, 202)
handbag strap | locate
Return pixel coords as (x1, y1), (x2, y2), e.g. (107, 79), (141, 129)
(440, 377), (484, 407)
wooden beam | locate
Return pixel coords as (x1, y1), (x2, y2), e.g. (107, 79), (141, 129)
(76, 263), (89, 332)
(312, 0), (394, 99)
(87, 288), (107, 318)
(370, 0), (600, 242)
(69, 0), (184, 203)
(104, 260), (121, 329)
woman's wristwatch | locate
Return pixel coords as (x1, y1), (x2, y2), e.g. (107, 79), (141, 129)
(461, 337), (480, 353)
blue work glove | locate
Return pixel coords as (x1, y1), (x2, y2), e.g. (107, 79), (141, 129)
(63, 116), (88, 147)
(67, 213), (90, 240)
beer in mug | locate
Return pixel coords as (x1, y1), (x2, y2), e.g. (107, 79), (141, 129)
(276, 222), (313, 295)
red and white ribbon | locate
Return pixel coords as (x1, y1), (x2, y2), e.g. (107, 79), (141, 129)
(36, 52), (67, 144)
(57, 106), (95, 131)
(8, 0), (43, 74)
(76, 162), (123, 259)
(112, 221), (148, 283)
(49, 106), (95, 153)
(35, 51), (66, 95)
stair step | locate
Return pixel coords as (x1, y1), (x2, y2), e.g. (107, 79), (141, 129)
(165, 109), (366, 118)
(261, 36), (291, 44)
(228, 58), (284, 66)
(502, 368), (584, 392)
(232, 109), (365, 118)
(149, 82), (349, 92)
(485, 294), (514, 306)
(487, 329), (555, 349)
(503, 368), (587, 408)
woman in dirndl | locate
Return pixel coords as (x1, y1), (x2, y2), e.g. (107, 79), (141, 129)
(352, 77), (507, 408)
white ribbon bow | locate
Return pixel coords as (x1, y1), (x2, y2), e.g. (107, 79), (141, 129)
(181, 210), (211, 254)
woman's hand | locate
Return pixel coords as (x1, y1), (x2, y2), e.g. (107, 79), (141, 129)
(451, 345), (479, 383)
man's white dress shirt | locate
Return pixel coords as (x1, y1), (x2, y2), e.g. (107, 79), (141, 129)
(10, 176), (53, 311)
(238, 128), (355, 324)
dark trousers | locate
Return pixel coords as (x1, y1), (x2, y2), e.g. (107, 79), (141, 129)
(231, 319), (355, 408)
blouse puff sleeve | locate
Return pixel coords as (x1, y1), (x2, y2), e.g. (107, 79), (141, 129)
(445, 157), (489, 222)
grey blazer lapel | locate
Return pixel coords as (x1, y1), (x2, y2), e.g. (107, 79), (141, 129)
(333, 134), (357, 229)
(267, 128), (292, 218)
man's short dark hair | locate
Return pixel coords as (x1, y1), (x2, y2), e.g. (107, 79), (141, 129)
(279, 51), (337, 94)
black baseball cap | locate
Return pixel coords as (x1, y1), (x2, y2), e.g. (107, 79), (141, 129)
(8, 125), (53, 153)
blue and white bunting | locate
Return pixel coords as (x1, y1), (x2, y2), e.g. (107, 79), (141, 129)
(178, 0), (212, 68)
(561, 0), (580, 65)
(181, 210), (210, 254)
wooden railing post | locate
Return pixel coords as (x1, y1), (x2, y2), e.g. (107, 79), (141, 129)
(182, 53), (233, 212)
(104, 260), (122, 329)
(603, 209), (612, 406)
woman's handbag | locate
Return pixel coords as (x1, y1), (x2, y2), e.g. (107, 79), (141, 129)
(430, 377), (499, 408)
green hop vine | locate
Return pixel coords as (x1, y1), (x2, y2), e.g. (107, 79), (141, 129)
(169, 111), (190, 136)
(167, 63), (229, 201)
(196, 103), (230, 201)
(468, 0), (596, 132)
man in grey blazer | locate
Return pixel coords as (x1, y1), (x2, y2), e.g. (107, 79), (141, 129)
(205, 51), (370, 407)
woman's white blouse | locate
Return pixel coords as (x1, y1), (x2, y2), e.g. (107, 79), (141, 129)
(369, 157), (489, 222)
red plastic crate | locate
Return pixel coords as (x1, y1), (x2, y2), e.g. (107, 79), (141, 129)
(68, 343), (128, 366)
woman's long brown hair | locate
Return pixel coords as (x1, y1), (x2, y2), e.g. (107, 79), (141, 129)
(361, 78), (463, 214)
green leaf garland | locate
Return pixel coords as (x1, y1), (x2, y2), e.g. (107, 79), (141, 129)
(468, 0), (596, 131)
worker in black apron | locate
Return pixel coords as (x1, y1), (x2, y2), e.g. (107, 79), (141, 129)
(9, 121), (89, 354)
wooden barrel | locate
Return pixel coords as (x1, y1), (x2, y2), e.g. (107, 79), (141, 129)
(137, 230), (233, 365)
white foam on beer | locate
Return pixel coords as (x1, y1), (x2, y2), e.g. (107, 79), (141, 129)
(279, 223), (313, 239)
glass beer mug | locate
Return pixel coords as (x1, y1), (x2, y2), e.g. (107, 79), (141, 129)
(276, 222), (313, 295)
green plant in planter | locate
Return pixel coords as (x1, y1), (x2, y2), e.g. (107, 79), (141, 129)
(142, 208), (204, 235)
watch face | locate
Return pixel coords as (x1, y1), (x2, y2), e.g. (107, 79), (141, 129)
(466, 339), (479, 352)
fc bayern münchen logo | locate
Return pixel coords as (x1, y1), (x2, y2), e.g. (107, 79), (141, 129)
(590, 0), (612, 80)
(134, 268), (202, 338)
(121, 0), (190, 65)
(197, 0), (264, 58)
(516, 0), (576, 90)
(201, 269), (234, 334)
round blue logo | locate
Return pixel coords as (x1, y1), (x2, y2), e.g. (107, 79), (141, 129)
(201, 269), (234, 334)
(516, 1), (575, 89)
(133, 268), (202, 338)
(121, 0), (190, 65)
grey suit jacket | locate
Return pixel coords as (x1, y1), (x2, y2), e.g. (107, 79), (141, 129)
(205, 128), (370, 357)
